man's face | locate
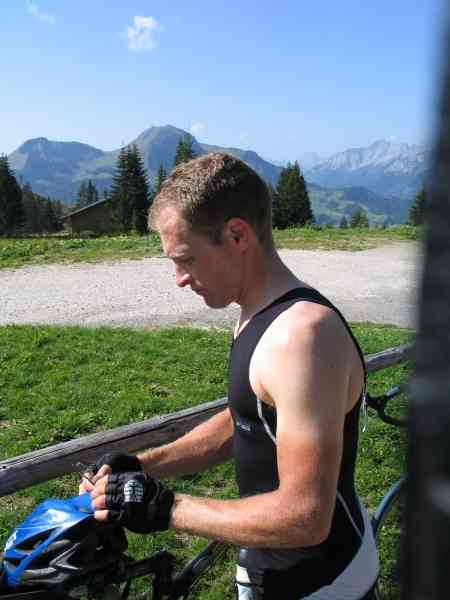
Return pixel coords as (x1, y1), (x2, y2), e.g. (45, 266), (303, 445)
(156, 206), (242, 309)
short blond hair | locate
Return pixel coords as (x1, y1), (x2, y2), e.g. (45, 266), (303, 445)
(148, 152), (273, 246)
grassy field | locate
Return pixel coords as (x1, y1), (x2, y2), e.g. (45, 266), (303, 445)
(0, 324), (413, 599)
(273, 224), (418, 251)
(0, 225), (419, 269)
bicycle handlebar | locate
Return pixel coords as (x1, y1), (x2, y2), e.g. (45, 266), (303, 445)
(365, 383), (408, 428)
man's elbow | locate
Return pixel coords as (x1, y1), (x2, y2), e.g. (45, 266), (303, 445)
(309, 517), (332, 545)
(289, 509), (333, 547)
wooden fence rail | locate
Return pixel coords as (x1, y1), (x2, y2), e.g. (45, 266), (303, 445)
(0, 343), (413, 498)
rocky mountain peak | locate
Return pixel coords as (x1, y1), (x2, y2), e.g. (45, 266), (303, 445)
(309, 139), (428, 174)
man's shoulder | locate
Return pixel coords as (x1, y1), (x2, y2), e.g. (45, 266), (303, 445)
(262, 298), (345, 350)
(249, 297), (356, 412)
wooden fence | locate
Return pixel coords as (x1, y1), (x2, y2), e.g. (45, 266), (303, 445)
(0, 343), (413, 498)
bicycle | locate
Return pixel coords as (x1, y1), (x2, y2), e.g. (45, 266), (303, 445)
(365, 383), (408, 600)
(0, 383), (408, 600)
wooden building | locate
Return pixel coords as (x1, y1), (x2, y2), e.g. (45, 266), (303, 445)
(63, 199), (120, 235)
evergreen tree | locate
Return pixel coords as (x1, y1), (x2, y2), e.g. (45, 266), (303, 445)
(110, 147), (133, 232)
(14, 181), (64, 234)
(339, 216), (348, 229)
(86, 180), (99, 205)
(53, 200), (65, 230)
(43, 198), (58, 232)
(155, 163), (167, 193)
(409, 186), (427, 225)
(110, 145), (150, 234)
(75, 181), (88, 209)
(75, 180), (99, 209)
(349, 207), (370, 228)
(148, 163), (167, 216)
(273, 162), (313, 229)
(22, 182), (43, 233)
(173, 136), (196, 167)
(128, 144), (150, 235)
(0, 154), (24, 235)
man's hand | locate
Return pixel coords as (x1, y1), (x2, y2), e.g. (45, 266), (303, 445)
(90, 472), (175, 534)
(79, 452), (142, 495)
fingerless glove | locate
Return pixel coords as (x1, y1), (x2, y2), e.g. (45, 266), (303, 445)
(104, 472), (174, 534)
(93, 451), (142, 474)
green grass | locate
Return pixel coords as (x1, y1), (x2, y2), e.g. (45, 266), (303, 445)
(0, 324), (414, 599)
(273, 224), (419, 251)
(0, 226), (419, 269)
(0, 233), (163, 269)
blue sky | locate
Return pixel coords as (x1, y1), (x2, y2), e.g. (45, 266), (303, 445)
(0, 1), (444, 161)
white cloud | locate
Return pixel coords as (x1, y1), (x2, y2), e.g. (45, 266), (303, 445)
(27, 1), (56, 24)
(122, 16), (162, 52)
(190, 123), (206, 136)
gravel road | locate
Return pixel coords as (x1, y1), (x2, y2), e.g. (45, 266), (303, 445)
(0, 242), (422, 330)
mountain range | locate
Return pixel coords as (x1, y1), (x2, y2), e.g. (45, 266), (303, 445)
(7, 126), (429, 225)
(306, 139), (429, 202)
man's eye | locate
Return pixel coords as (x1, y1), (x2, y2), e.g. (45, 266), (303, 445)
(175, 257), (193, 266)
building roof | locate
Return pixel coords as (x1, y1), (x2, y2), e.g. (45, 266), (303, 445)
(62, 198), (111, 220)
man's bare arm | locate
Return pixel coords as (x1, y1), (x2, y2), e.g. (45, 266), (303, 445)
(138, 408), (234, 478)
(80, 408), (234, 494)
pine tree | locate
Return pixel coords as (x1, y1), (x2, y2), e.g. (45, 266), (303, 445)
(75, 182), (88, 209)
(110, 145), (150, 234)
(273, 162), (313, 229)
(76, 180), (99, 209)
(22, 182), (42, 233)
(173, 136), (196, 167)
(110, 147), (133, 232)
(86, 180), (99, 206)
(21, 182), (65, 234)
(155, 163), (167, 193)
(409, 186), (427, 225)
(43, 198), (58, 232)
(349, 207), (370, 228)
(53, 200), (65, 228)
(339, 216), (348, 229)
(128, 144), (150, 235)
(0, 154), (24, 235)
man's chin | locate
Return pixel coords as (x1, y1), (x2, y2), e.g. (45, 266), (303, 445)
(202, 295), (231, 309)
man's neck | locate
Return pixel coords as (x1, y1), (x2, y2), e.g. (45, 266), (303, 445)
(234, 249), (307, 336)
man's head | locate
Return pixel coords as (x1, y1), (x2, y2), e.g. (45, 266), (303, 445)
(148, 152), (273, 249)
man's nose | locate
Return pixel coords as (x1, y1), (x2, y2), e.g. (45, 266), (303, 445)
(175, 265), (191, 287)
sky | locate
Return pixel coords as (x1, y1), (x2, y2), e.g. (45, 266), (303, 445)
(0, 1), (445, 162)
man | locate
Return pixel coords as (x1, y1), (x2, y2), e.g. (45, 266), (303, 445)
(82, 153), (379, 599)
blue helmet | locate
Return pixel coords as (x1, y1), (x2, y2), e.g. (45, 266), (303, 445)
(1, 492), (127, 594)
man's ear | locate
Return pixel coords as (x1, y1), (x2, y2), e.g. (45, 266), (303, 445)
(224, 218), (250, 248)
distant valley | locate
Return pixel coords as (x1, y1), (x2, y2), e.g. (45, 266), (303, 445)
(7, 126), (428, 225)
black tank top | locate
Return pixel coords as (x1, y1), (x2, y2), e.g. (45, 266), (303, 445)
(228, 287), (367, 599)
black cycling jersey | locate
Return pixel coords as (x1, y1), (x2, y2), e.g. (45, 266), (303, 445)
(228, 287), (368, 599)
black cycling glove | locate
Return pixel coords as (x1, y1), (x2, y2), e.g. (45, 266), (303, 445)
(104, 472), (175, 534)
(93, 451), (142, 475)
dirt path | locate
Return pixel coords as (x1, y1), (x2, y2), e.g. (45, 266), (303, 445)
(0, 242), (422, 330)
